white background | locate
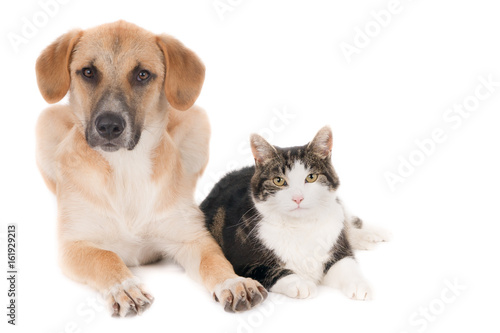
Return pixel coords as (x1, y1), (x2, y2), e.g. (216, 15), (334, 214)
(1, 0), (500, 332)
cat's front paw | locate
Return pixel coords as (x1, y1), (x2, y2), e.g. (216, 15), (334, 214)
(349, 225), (393, 250)
(341, 280), (372, 301)
(213, 277), (268, 313)
(270, 274), (317, 299)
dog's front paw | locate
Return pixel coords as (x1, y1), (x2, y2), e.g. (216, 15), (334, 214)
(270, 274), (317, 299)
(105, 277), (154, 317)
(213, 277), (268, 312)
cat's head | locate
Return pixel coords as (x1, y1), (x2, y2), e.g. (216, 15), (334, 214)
(250, 126), (340, 219)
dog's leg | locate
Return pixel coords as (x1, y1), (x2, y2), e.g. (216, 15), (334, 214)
(60, 241), (154, 317)
(177, 236), (268, 312)
(201, 239), (268, 312)
(167, 208), (268, 312)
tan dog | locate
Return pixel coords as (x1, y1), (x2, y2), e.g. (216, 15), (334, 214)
(35, 20), (267, 316)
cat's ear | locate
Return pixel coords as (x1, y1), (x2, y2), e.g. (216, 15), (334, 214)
(250, 134), (278, 165)
(307, 126), (333, 159)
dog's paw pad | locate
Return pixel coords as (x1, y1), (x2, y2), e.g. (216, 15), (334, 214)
(213, 277), (268, 312)
(106, 277), (153, 317)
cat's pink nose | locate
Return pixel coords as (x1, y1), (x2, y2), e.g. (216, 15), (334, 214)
(292, 196), (304, 204)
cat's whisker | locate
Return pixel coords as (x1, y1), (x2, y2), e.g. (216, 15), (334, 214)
(243, 223), (260, 242)
(228, 207), (257, 229)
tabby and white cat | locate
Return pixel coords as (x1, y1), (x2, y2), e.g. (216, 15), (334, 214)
(201, 126), (390, 300)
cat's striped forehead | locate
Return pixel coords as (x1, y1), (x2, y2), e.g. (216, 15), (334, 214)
(250, 144), (340, 202)
(277, 145), (321, 171)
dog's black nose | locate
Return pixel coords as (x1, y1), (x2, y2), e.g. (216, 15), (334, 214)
(95, 113), (125, 140)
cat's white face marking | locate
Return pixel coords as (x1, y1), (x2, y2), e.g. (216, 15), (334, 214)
(255, 161), (343, 282)
(257, 161), (336, 219)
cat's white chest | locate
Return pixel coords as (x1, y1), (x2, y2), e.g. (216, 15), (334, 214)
(257, 202), (345, 283)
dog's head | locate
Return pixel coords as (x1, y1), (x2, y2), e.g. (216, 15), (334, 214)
(36, 21), (205, 152)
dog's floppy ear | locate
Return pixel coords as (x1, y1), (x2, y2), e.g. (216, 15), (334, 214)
(156, 34), (205, 111)
(36, 29), (82, 104)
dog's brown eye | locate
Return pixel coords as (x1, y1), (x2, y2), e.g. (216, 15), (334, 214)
(82, 68), (94, 78)
(137, 70), (150, 82)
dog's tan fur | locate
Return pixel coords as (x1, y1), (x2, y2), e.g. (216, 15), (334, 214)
(35, 21), (266, 316)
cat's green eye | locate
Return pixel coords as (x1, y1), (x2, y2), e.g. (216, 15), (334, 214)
(305, 174), (318, 183)
(273, 177), (286, 186)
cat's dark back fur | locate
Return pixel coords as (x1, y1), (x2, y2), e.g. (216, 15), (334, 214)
(201, 166), (293, 288)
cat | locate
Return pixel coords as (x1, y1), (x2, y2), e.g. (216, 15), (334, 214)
(201, 126), (391, 300)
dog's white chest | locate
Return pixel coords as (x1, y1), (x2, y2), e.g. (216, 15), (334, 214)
(257, 204), (345, 283)
(92, 141), (166, 265)
(111, 159), (158, 226)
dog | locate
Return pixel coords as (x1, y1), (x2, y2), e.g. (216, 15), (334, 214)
(35, 20), (267, 317)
